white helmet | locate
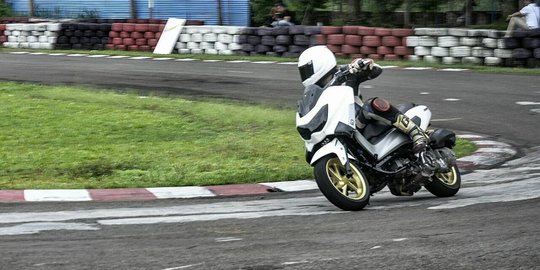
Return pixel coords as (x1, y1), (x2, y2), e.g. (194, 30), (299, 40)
(298, 45), (337, 87)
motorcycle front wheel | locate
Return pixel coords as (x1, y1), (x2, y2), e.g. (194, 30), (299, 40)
(425, 164), (461, 197)
(314, 155), (370, 211)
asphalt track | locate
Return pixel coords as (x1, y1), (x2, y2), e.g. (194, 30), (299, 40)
(1, 52), (539, 269)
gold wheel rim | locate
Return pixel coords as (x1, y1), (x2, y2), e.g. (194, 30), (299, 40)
(326, 158), (367, 200)
(435, 166), (458, 186)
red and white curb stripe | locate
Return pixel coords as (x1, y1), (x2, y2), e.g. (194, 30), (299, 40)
(0, 134), (515, 203)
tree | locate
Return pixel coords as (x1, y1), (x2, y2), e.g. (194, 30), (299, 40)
(0, 0), (13, 17)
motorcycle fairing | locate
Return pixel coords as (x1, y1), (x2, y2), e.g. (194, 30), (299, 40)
(296, 85), (356, 152)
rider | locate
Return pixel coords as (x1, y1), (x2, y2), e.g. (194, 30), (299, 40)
(297, 45), (428, 153)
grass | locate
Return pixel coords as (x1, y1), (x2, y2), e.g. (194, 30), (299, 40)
(0, 82), (474, 189)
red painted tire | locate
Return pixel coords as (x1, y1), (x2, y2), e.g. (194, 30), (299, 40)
(382, 36), (402, 47)
(135, 24), (149, 32)
(148, 24), (160, 32)
(148, 39), (158, 47)
(321, 26), (342, 35)
(120, 31), (130, 38)
(0, 24), (6, 31)
(358, 26), (374, 36)
(144, 32), (155, 39)
(342, 26), (358, 35)
(111, 23), (123, 32)
(159, 24), (166, 32)
(374, 28), (392, 36)
(362, 36), (381, 47)
(341, 45), (360, 54)
(367, 54), (382, 60)
(108, 31), (119, 38)
(131, 32), (143, 39)
(123, 23), (135, 32)
(391, 28), (414, 37)
(127, 45), (139, 51)
(345, 35), (362, 46)
(135, 38), (147, 46)
(360, 46), (376, 55)
(377, 46), (394, 55)
(393, 46), (414, 56)
(311, 34), (326, 45)
(155, 32), (161, 39)
(0, 36), (6, 43)
(350, 53), (365, 59)
(140, 45), (151, 51)
(327, 34), (345, 45)
(115, 44), (126, 50)
(327, 44), (342, 53)
(123, 38), (135, 46)
(105, 44), (115, 50)
(384, 54), (401, 61)
(112, 37), (123, 45)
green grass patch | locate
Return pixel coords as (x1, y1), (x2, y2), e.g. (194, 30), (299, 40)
(0, 82), (474, 189)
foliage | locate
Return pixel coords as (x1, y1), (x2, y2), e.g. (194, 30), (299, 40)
(250, 0), (327, 26)
(0, 0), (12, 17)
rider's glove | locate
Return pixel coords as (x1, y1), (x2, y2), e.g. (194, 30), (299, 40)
(348, 58), (374, 74)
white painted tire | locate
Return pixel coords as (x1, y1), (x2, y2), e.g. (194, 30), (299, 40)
(191, 33), (203, 42)
(405, 36), (419, 47)
(178, 48), (191, 54)
(47, 23), (62, 32)
(219, 49), (234, 55)
(494, 49), (512, 58)
(447, 28), (468, 36)
(217, 34), (233, 44)
(186, 42), (199, 49)
(214, 42), (228, 51)
(423, 55), (440, 63)
(484, 57), (502, 66)
(419, 36), (437, 47)
(450, 46), (471, 57)
(481, 38), (497, 49)
(228, 43), (242, 51)
(407, 55), (421, 61)
(39, 43), (54, 50)
(431, 47), (449, 57)
(191, 48), (203, 54)
(205, 49), (218, 54)
(462, 57), (483, 65)
(200, 42), (214, 50)
(437, 36), (459, 47)
(179, 34), (191, 42)
(472, 47), (493, 57)
(414, 46), (431, 56)
(459, 37), (479, 46)
(203, 33), (217, 42)
(467, 29), (488, 37)
(442, 57), (460, 64)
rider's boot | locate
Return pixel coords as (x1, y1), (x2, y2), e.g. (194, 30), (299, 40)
(392, 114), (429, 153)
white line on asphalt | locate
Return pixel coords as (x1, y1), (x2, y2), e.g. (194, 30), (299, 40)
(431, 118), (462, 122)
(107, 55), (129, 59)
(420, 92), (430, 95)
(227, 70), (253, 74)
(162, 263), (204, 270)
(153, 57), (174, 61)
(215, 237), (243, 242)
(516, 101), (540, 105)
(404, 67), (433, 70)
(439, 68), (469, 72)
(129, 56), (152, 60)
(87, 55), (108, 58)
(444, 98), (461, 101)
(67, 54), (88, 57)
(175, 58), (196, 61)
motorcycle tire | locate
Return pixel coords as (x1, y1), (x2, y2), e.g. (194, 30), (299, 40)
(314, 156), (370, 211)
(425, 164), (461, 197)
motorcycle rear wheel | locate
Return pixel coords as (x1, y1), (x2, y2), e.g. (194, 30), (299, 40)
(425, 164), (461, 197)
(314, 155), (370, 211)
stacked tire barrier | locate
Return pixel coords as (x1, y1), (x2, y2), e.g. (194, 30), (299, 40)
(2, 23), (62, 49)
(0, 24), (6, 44)
(406, 28), (540, 67)
(232, 25), (321, 57)
(1, 21), (539, 67)
(175, 26), (243, 55)
(107, 22), (165, 51)
(55, 23), (111, 50)
(311, 26), (414, 60)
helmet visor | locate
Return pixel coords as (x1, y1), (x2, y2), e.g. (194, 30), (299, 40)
(298, 61), (314, 82)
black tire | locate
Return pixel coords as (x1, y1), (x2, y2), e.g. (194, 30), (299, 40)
(314, 155), (370, 211)
(425, 165), (461, 197)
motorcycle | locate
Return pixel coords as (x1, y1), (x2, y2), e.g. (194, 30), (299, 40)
(295, 68), (461, 211)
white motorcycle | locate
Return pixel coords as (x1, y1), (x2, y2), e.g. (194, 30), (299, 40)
(296, 69), (461, 211)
